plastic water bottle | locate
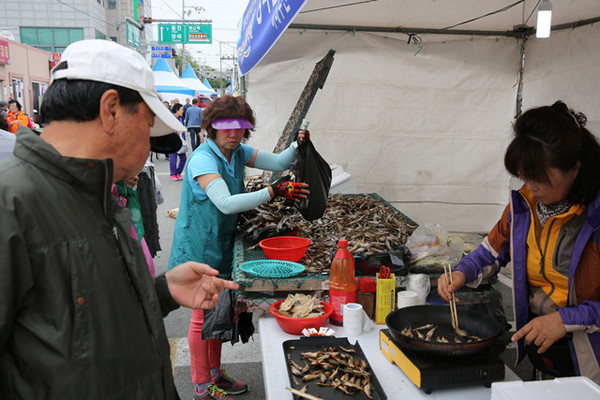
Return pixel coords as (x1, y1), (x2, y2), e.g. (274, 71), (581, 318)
(329, 239), (357, 326)
(300, 119), (310, 131)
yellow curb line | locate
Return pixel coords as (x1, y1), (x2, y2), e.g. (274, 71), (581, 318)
(168, 337), (179, 374)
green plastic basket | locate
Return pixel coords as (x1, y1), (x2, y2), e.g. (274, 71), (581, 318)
(238, 260), (306, 278)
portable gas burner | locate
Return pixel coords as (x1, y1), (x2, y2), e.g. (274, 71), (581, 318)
(379, 329), (505, 394)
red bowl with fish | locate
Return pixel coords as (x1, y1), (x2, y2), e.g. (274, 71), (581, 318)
(259, 236), (311, 262)
(269, 300), (333, 335)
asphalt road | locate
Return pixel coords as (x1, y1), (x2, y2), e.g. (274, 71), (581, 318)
(149, 152), (265, 400)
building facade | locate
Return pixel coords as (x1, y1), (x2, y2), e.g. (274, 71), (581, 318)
(0, 0), (153, 114)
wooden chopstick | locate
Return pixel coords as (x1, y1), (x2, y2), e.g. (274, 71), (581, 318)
(443, 264), (458, 330)
(448, 267), (459, 330)
(285, 386), (324, 400)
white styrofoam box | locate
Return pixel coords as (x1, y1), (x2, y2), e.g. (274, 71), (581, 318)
(329, 164), (358, 194)
(491, 376), (600, 400)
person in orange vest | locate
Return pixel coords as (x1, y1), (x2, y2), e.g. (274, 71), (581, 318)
(6, 100), (34, 133)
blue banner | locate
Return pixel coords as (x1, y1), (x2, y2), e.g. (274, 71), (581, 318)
(237, 0), (307, 76)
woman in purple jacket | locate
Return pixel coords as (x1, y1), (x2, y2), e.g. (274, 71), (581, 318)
(439, 101), (600, 383)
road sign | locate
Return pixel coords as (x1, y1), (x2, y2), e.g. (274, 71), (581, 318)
(158, 24), (212, 44)
(151, 45), (172, 52)
(151, 52), (172, 59)
(127, 22), (140, 48)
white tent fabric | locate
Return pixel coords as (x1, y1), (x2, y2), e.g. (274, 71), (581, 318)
(241, 2), (600, 232)
(180, 64), (216, 96)
(152, 59), (195, 103)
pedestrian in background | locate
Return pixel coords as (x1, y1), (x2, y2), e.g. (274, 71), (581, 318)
(0, 113), (15, 161)
(6, 99), (34, 133)
(0, 39), (238, 400)
(185, 97), (203, 150)
(183, 97), (192, 120)
(169, 102), (187, 181)
(0, 100), (8, 118)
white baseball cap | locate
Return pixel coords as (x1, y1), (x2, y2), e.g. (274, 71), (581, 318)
(51, 39), (186, 137)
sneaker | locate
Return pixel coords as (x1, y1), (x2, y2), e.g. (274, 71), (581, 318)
(169, 175), (178, 181)
(193, 383), (233, 400)
(176, 174), (183, 181)
(212, 367), (248, 395)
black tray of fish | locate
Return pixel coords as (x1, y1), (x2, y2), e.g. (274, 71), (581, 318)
(282, 336), (387, 400)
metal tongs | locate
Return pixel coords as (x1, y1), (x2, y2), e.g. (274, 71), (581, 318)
(443, 263), (468, 337)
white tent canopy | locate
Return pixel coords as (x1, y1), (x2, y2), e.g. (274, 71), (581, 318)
(180, 64), (217, 96)
(152, 59), (195, 103)
(241, 0), (600, 232)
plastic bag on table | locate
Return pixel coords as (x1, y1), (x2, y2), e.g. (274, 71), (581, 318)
(288, 133), (332, 221)
(405, 222), (464, 272)
(406, 273), (430, 304)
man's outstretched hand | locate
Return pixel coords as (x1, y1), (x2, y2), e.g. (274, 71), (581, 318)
(165, 262), (239, 309)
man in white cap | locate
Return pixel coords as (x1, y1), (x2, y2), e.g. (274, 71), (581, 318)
(0, 40), (238, 399)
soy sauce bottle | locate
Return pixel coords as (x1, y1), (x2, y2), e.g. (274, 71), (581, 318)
(329, 239), (357, 326)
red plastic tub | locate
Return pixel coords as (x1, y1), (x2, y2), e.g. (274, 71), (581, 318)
(269, 300), (333, 335)
(259, 236), (311, 262)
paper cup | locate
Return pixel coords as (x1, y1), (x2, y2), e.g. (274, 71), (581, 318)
(342, 303), (364, 336)
(397, 290), (419, 309)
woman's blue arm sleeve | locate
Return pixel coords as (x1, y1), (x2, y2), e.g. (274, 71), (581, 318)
(253, 143), (298, 171)
(205, 177), (272, 215)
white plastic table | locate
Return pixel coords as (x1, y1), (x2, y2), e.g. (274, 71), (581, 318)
(258, 315), (521, 399)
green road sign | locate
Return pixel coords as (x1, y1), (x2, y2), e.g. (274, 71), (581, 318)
(127, 22), (140, 48)
(158, 24), (212, 44)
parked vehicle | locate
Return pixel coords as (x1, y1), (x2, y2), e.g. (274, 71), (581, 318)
(197, 95), (212, 108)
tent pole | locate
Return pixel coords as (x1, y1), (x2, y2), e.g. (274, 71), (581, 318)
(515, 36), (527, 118)
(289, 16), (600, 38)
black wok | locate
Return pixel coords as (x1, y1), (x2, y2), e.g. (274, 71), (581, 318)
(385, 305), (502, 357)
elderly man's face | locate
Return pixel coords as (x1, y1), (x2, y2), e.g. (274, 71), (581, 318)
(112, 102), (155, 182)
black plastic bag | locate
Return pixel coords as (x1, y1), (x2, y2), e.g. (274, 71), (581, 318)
(201, 289), (255, 344)
(202, 289), (234, 342)
(290, 136), (332, 221)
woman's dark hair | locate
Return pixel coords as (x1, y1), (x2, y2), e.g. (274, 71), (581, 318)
(201, 95), (255, 140)
(171, 103), (183, 113)
(8, 100), (21, 112)
(505, 100), (600, 204)
(40, 79), (143, 124)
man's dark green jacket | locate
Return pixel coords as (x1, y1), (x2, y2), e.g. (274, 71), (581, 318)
(0, 128), (180, 399)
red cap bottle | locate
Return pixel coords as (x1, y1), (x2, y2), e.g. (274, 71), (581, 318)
(329, 239), (357, 326)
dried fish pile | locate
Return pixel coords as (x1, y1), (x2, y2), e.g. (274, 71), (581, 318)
(400, 323), (481, 343)
(240, 177), (418, 274)
(277, 294), (325, 318)
(287, 345), (375, 399)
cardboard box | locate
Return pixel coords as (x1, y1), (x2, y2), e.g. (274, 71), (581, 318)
(375, 273), (395, 324)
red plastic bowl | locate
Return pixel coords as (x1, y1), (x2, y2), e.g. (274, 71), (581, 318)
(259, 236), (311, 262)
(269, 300), (332, 335)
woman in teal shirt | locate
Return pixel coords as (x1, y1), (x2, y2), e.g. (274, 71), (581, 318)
(169, 95), (308, 400)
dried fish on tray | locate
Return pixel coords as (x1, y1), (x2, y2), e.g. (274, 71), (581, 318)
(239, 177), (418, 274)
(283, 337), (387, 400)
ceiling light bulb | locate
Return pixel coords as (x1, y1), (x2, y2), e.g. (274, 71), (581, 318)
(536, 0), (552, 38)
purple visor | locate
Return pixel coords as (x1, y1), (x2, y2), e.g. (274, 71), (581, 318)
(211, 118), (255, 130)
